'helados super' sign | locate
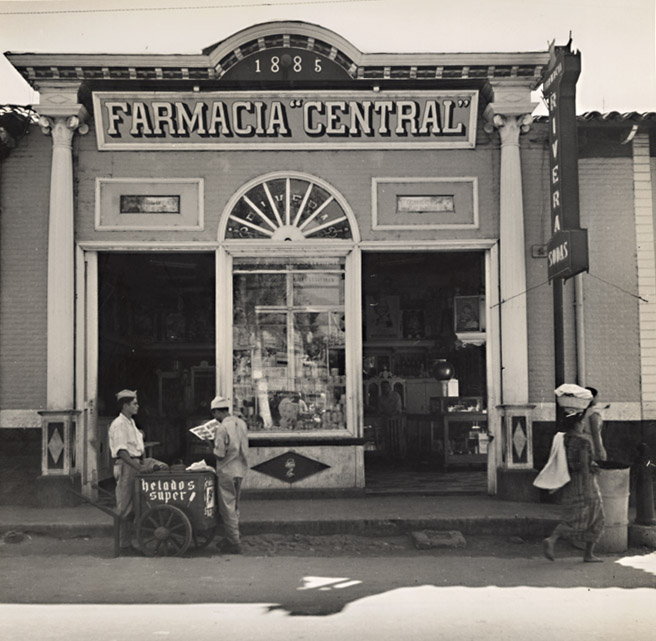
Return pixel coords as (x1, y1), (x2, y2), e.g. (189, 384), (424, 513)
(543, 41), (588, 281)
(92, 90), (478, 150)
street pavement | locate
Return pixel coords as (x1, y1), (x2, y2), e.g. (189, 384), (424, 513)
(2, 493), (654, 641)
(1, 553), (655, 640)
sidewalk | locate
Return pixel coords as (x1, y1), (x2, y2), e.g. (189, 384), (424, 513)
(0, 494), (563, 540)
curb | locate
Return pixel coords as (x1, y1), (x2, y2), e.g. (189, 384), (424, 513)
(1, 516), (560, 540)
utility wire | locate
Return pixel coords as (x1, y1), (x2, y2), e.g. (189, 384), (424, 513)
(0, 0), (382, 16)
(587, 272), (648, 303)
(491, 270), (649, 310)
(490, 278), (550, 309)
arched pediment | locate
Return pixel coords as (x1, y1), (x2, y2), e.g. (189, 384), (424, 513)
(202, 21), (362, 81)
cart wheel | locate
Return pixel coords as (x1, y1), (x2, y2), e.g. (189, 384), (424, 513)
(193, 527), (217, 549)
(137, 505), (192, 557)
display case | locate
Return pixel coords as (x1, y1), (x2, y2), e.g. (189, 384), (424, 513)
(434, 412), (489, 470)
(232, 257), (347, 432)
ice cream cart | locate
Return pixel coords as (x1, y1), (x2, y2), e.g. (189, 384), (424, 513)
(134, 469), (217, 557)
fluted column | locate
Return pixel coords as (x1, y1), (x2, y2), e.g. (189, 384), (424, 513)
(39, 113), (88, 410)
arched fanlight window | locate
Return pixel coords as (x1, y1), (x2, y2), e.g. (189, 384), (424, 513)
(224, 174), (354, 241)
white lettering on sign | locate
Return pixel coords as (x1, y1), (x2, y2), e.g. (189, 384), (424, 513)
(140, 477), (197, 504)
(93, 91), (478, 150)
(106, 101), (129, 135)
(548, 240), (569, 268)
(548, 86), (561, 234)
(543, 61), (563, 94)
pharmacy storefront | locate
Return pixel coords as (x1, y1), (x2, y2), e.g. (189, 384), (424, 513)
(3, 22), (551, 502)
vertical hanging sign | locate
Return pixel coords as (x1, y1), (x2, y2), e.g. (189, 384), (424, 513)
(543, 40), (588, 281)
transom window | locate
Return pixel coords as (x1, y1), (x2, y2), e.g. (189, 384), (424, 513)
(225, 175), (353, 240)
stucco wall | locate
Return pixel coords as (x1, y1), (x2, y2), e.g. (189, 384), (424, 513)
(75, 119), (500, 243)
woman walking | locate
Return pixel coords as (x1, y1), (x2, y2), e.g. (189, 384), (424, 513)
(543, 412), (605, 562)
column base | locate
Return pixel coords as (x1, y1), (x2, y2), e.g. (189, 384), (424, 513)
(36, 474), (82, 507)
(496, 468), (540, 502)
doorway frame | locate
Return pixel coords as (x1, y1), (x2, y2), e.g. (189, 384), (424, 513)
(359, 239), (500, 494)
(76, 242), (220, 495)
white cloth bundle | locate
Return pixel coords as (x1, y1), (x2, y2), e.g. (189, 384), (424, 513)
(554, 383), (593, 415)
(533, 432), (570, 491)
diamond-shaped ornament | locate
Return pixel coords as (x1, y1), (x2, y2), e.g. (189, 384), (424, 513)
(48, 427), (65, 464)
(252, 451), (330, 484)
(512, 422), (527, 459)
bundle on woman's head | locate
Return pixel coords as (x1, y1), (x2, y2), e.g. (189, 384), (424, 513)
(554, 383), (593, 416)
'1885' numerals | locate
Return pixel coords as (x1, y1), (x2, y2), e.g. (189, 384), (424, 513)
(254, 56), (322, 73)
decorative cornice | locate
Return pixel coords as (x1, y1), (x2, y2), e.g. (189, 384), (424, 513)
(5, 21), (549, 90)
(6, 54), (547, 87)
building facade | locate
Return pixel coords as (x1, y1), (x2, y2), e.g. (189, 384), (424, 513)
(1, 22), (655, 505)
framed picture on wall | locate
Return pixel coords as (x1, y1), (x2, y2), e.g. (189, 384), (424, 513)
(454, 296), (484, 333)
(366, 295), (401, 340)
(402, 309), (425, 340)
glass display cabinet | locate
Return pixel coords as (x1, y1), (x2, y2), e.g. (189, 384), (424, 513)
(232, 257), (347, 432)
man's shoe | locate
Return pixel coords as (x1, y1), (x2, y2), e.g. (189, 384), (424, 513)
(215, 538), (241, 554)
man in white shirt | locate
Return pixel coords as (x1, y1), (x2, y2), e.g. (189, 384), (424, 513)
(108, 389), (164, 551)
(208, 395), (249, 554)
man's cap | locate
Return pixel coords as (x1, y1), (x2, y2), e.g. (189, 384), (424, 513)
(115, 389), (137, 400)
(210, 396), (230, 410)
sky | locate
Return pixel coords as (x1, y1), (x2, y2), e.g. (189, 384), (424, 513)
(0, 0), (655, 115)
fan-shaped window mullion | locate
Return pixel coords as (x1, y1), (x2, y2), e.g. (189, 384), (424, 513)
(225, 176), (352, 241)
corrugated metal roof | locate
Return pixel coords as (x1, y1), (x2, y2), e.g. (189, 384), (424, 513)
(535, 111), (656, 123)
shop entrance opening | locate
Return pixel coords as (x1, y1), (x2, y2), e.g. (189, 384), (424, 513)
(97, 252), (215, 476)
(362, 251), (488, 494)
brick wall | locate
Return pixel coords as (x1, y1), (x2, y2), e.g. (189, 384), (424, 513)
(522, 122), (640, 407)
(579, 157), (640, 400)
(0, 124), (50, 410)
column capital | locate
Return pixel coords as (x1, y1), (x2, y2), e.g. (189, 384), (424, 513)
(35, 79), (89, 142)
(483, 80), (538, 140)
(39, 114), (89, 143)
(483, 112), (533, 144)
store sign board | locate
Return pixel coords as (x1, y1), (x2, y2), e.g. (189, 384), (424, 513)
(547, 229), (589, 281)
(543, 41), (588, 281)
(92, 90), (479, 150)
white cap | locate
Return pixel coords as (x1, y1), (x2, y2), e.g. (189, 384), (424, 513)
(210, 396), (230, 410)
(115, 389), (137, 400)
